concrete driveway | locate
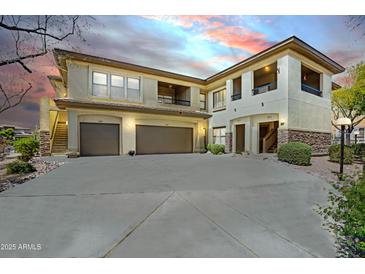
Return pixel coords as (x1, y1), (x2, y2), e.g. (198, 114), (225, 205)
(0, 154), (335, 257)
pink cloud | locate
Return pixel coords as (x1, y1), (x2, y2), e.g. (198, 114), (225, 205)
(141, 15), (223, 29)
(203, 26), (273, 54)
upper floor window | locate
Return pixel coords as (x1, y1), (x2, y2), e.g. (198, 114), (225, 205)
(232, 76), (242, 101)
(92, 72), (108, 97)
(127, 77), (140, 101)
(213, 89), (226, 109)
(200, 93), (206, 110)
(253, 62), (277, 95)
(301, 64), (322, 97)
(91, 71), (141, 101)
(110, 75), (124, 99)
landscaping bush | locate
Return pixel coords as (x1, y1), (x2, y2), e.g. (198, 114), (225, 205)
(328, 144), (353, 164)
(352, 143), (365, 156)
(12, 137), (39, 162)
(317, 177), (365, 257)
(6, 160), (36, 174)
(207, 144), (225, 155)
(277, 142), (312, 166)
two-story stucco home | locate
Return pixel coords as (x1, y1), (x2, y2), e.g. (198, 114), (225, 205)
(39, 36), (344, 157)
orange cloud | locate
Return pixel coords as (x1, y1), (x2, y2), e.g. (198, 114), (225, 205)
(203, 26), (273, 54)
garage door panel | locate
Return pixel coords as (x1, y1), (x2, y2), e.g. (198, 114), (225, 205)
(80, 123), (119, 156)
(136, 125), (193, 155)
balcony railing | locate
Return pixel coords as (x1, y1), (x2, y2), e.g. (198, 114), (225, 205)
(301, 83), (322, 97)
(231, 93), (242, 101)
(252, 81), (277, 95)
(158, 95), (191, 106)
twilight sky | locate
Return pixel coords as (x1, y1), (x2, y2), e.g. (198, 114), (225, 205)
(0, 15), (365, 128)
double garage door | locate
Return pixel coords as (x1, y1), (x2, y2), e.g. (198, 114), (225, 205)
(80, 123), (193, 156)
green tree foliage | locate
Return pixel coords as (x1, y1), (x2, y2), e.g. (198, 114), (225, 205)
(332, 63), (365, 139)
(0, 128), (15, 140)
(317, 177), (365, 257)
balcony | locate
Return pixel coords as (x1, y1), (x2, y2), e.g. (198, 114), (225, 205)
(158, 81), (191, 107)
(253, 62), (278, 96)
(231, 93), (242, 101)
(301, 83), (322, 96)
(252, 81), (277, 95)
(158, 95), (191, 106)
(301, 65), (322, 97)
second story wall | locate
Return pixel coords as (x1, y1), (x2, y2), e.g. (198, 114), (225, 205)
(66, 60), (203, 112)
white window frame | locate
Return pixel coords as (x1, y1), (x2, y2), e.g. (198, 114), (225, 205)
(213, 89), (226, 109)
(92, 71), (109, 98)
(213, 127), (226, 145)
(90, 68), (142, 102)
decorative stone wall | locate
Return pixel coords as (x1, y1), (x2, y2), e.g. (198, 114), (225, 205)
(39, 130), (51, 156)
(225, 132), (232, 153)
(278, 129), (331, 154)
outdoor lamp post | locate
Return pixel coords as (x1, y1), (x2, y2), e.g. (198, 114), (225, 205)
(353, 128), (360, 144)
(336, 118), (351, 179)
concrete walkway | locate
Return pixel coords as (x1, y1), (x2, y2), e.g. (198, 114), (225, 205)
(0, 154), (335, 257)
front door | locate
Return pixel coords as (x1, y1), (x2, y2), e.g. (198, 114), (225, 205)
(235, 124), (245, 153)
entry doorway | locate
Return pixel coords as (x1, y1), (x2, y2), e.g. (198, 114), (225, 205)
(259, 121), (279, 153)
(235, 124), (245, 153)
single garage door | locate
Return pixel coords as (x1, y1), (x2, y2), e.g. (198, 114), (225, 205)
(136, 125), (193, 155)
(80, 123), (120, 156)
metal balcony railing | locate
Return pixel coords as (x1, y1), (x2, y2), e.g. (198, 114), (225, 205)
(301, 83), (322, 97)
(158, 95), (191, 106)
(252, 81), (277, 95)
(231, 93), (242, 101)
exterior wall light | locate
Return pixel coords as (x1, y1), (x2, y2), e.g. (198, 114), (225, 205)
(336, 117), (351, 179)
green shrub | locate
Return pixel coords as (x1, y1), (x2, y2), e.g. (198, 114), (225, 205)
(352, 143), (365, 156)
(13, 137), (39, 162)
(6, 160), (36, 174)
(329, 144), (353, 164)
(207, 144), (225, 155)
(317, 177), (365, 257)
(278, 142), (312, 166)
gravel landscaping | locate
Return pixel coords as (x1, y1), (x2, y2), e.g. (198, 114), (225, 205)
(245, 153), (363, 182)
(0, 157), (64, 193)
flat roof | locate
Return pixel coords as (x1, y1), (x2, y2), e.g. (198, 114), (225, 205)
(53, 36), (345, 87)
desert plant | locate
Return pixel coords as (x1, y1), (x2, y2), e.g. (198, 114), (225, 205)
(6, 160), (36, 174)
(317, 176), (365, 257)
(329, 144), (353, 164)
(278, 142), (312, 166)
(207, 144), (225, 155)
(12, 137), (39, 162)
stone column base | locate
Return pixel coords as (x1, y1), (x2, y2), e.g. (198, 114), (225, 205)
(278, 129), (331, 154)
(39, 130), (51, 156)
(225, 132), (232, 153)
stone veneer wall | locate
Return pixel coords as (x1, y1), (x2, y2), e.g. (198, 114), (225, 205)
(39, 130), (51, 156)
(278, 129), (331, 154)
(225, 132), (232, 153)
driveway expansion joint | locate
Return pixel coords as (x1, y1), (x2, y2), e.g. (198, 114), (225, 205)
(102, 191), (175, 258)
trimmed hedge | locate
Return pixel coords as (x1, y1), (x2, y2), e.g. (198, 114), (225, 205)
(207, 144), (225, 155)
(328, 144), (353, 164)
(6, 160), (36, 174)
(278, 142), (312, 166)
(352, 143), (365, 156)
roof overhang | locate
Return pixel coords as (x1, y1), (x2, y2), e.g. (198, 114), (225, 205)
(53, 36), (345, 88)
(54, 98), (211, 119)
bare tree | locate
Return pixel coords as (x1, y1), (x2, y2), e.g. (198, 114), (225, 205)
(0, 15), (92, 114)
(346, 15), (365, 38)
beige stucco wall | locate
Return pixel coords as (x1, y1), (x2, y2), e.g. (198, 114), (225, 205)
(66, 108), (207, 155)
(66, 60), (202, 112)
